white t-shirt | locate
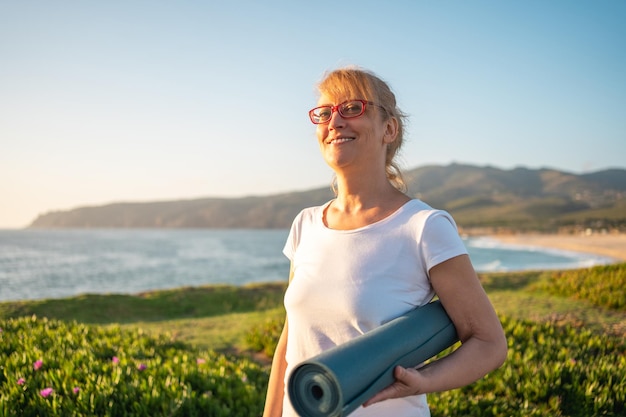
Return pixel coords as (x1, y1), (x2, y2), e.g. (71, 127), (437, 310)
(282, 199), (468, 417)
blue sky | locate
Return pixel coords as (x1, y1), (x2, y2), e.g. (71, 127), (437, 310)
(1, 1), (625, 228)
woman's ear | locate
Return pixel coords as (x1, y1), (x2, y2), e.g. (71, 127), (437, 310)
(383, 116), (399, 144)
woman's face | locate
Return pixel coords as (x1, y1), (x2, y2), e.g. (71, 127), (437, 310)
(315, 93), (395, 174)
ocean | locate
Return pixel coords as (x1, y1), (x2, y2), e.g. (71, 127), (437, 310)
(0, 229), (615, 302)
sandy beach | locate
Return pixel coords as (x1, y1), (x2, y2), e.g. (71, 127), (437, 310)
(489, 233), (626, 262)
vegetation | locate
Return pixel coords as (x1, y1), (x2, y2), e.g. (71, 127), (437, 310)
(245, 317), (284, 358)
(1, 317), (266, 416)
(1, 263), (625, 416)
(428, 316), (625, 416)
(29, 164), (626, 232)
(532, 263), (626, 310)
(0, 283), (286, 325)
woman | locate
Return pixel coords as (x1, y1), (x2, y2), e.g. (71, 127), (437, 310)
(263, 67), (507, 416)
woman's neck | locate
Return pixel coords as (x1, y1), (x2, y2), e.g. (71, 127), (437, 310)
(324, 173), (410, 229)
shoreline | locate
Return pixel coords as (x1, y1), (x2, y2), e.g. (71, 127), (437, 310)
(487, 233), (626, 262)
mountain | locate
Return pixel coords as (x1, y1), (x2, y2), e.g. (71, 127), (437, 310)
(403, 164), (626, 231)
(29, 164), (626, 231)
(29, 188), (335, 229)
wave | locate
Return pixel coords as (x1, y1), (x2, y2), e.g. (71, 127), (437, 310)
(463, 236), (615, 272)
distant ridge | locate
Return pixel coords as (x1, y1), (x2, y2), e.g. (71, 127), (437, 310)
(29, 164), (626, 232)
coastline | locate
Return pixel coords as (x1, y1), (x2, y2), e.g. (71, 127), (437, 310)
(487, 233), (626, 263)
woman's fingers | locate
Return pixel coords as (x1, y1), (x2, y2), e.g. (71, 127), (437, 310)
(363, 366), (421, 407)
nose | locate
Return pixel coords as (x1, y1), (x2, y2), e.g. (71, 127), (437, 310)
(327, 108), (346, 129)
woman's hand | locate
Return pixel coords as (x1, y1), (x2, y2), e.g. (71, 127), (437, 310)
(363, 365), (426, 407)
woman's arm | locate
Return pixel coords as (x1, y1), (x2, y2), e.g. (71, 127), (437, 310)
(262, 319), (289, 417)
(364, 254), (507, 405)
(263, 264), (294, 417)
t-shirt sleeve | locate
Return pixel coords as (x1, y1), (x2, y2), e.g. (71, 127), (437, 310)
(283, 210), (304, 261)
(420, 211), (468, 272)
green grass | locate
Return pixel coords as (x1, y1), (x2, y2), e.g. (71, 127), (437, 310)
(1, 264), (625, 416)
(480, 268), (626, 337)
(116, 307), (286, 353)
(532, 263), (626, 310)
(0, 282), (287, 355)
(0, 282), (286, 324)
(1, 266), (624, 354)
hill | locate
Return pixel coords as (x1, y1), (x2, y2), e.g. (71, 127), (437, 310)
(29, 163), (626, 231)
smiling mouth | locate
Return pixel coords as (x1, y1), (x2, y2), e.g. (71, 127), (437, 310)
(327, 137), (355, 144)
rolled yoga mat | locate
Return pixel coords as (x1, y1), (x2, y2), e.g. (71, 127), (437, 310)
(287, 300), (459, 417)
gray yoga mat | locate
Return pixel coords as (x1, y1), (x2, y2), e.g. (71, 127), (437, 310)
(287, 300), (459, 417)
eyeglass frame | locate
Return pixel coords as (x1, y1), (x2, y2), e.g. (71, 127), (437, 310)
(308, 99), (386, 124)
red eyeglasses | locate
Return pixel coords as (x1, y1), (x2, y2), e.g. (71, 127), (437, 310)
(308, 100), (384, 124)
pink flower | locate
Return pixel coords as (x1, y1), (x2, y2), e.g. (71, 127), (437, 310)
(40, 388), (54, 397)
(137, 363), (147, 371)
(196, 358), (206, 365)
(112, 356), (119, 364)
(33, 360), (43, 371)
(17, 378), (25, 385)
(73, 387), (80, 394)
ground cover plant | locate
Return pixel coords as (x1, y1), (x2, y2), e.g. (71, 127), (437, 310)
(0, 316), (267, 416)
(1, 263), (624, 416)
(532, 263), (626, 310)
(427, 316), (625, 416)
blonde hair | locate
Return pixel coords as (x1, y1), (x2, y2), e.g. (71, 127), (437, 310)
(317, 67), (408, 192)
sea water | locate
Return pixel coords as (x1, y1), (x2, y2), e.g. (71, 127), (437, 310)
(0, 229), (615, 302)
